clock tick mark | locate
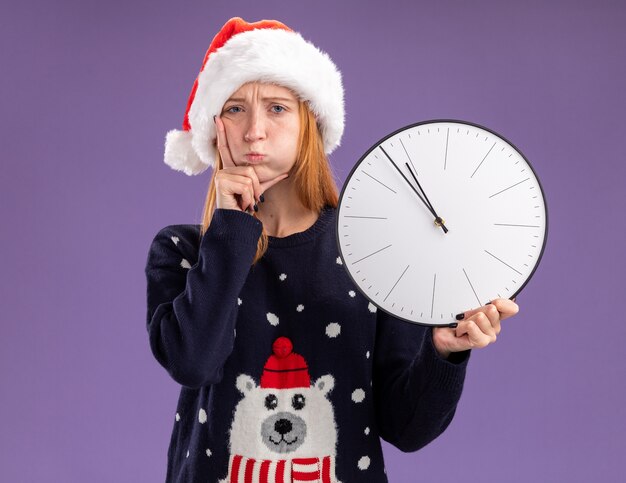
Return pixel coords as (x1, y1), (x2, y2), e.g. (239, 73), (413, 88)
(351, 244), (392, 265)
(361, 170), (397, 193)
(444, 128), (450, 170)
(494, 223), (541, 228)
(488, 178), (530, 198)
(430, 273), (436, 319)
(484, 250), (523, 275)
(384, 265), (410, 303)
(462, 268), (482, 307)
(471, 142), (497, 178)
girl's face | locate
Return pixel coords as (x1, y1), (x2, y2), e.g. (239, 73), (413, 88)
(220, 82), (300, 182)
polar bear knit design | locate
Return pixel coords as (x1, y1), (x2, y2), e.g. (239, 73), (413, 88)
(221, 337), (340, 483)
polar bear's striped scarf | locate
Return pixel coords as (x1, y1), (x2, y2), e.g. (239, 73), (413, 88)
(228, 455), (334, 483)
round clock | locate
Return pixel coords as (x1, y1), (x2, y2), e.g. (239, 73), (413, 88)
(336, 119), (548, 327)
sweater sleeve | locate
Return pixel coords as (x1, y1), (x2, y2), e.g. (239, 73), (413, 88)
(144, 209), (263, 388)
(372, 309), (471, 452)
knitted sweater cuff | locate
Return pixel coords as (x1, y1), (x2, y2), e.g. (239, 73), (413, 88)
(420, 327), (471, 390)
(204, 208), (263, 245)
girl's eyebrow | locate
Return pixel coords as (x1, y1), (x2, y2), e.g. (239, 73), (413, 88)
(225, 96), (297, 104)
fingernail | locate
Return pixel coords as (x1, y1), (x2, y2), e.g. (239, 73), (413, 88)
(449, 322), (458, 328)
(253, 203), (258, 212)
(260, 193), (265, 203)
(455, 313), (465, 320)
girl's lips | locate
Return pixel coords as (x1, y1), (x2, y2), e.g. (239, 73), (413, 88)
(245, 153), (266, 163)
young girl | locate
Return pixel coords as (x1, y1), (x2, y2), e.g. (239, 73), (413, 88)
(145, 17), (519, 483)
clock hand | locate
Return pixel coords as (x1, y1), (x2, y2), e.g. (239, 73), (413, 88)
(405, 162), (449, 233)
(379, 146), (438, 218)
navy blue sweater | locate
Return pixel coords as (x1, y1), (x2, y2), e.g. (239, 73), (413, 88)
(144, 206), (471, 482)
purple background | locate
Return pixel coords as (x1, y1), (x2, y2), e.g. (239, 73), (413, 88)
(2, 0), (624, 481)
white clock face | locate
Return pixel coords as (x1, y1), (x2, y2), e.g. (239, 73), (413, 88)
(337, 120), (548, 326)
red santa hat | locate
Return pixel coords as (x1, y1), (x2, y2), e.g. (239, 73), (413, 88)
(164, 17), (345, 176)
(260, 337), (311, 389)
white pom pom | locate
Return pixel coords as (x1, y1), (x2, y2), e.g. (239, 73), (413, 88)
(164, 129), (210, 176)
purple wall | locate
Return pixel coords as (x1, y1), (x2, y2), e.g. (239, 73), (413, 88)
(2, 0), (624, 481)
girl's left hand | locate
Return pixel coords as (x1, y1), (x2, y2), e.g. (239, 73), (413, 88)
(432, 297), (519, 359)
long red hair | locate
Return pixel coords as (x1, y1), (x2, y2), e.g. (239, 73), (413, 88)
(199, 100), (340, 264)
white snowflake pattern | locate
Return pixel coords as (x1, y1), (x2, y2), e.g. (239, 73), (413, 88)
(325, 323), (341, 338)
(206, 448), (212, 457)
(237, 297), (242, 306)
(186, 450), (190, 458)
(198, 408), (207, 424)
(279, 273), (287, 281)
(364, 427), (370, 435)
(175, 412), (180, 422)
(296, 304), (304, 312)
(357, 456), (370, 470)
(351, 388), (365, 403)
(366, 351), (370, 359)
(180, 258), (192, 269)
(267, 312), (279, 326)
(170, 236), (180, 245)
(336, 256), (343, 265)
(348, 290), (356, 297)
(368, 302), (377, 313)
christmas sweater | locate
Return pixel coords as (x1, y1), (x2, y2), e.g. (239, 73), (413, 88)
(144, 205), (471, 483)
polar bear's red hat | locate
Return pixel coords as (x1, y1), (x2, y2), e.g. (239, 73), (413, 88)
(164, 16), (345, 176)
(260, 337), (311, 389)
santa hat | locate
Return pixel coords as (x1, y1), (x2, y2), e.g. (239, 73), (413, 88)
(260, 337), (311, 389)
(164, 17), (345, 176)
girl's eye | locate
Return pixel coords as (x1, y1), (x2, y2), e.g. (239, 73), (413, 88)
(271, 105), (285, 113)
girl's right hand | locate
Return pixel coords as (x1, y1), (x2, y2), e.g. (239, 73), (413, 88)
(213, 115), (290, 214)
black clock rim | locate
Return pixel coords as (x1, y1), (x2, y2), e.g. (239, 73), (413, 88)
(335, 118), (549, 328)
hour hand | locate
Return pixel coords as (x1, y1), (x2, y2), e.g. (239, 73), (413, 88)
(405, 162), (449, 233)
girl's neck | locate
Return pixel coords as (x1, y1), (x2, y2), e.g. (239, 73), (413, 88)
(255, 178), (318, 238)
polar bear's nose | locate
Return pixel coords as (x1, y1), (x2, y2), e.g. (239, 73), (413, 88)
(274, 418), (292, 435)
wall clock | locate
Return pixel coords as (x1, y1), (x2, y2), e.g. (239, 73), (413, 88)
(336, 120), (548, 327)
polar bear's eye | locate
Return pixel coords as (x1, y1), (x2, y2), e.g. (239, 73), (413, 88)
(265, 394), (278, 410)
(292, 394), (306, 410)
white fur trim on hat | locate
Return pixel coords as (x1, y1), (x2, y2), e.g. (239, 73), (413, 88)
(164, 28), (345, 176)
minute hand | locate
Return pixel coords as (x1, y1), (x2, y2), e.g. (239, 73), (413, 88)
(379, 146), (449, 233)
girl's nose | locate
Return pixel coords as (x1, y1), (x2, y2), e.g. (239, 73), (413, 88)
(244, 110), (267, 142)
